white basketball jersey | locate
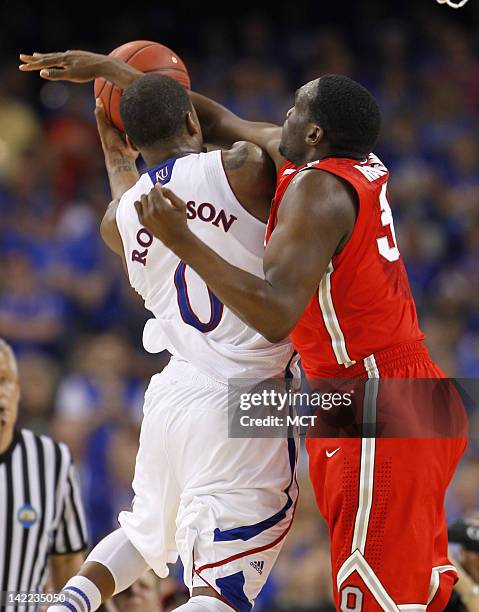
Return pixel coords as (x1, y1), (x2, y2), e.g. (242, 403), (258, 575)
(116, 150), (293, 380)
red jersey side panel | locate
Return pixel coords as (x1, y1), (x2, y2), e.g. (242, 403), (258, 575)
(266, 154), (424, 378)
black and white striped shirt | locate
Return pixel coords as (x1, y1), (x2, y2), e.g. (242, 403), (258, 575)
(0, 429), (88, 607)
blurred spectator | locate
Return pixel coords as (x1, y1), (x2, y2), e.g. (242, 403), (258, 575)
(53, 333), (145, 541)
(0, 252), (69, 355)
(109, 571), (164, 612)
(17, 351), (59, 434)
(108, 570), (188, 612)
(225, 60), (291, 123)
(0, 84), (42, 183)
(447, 460), (479, 522)
(44, 86), (100, 204)
(447, 513), (479, 610)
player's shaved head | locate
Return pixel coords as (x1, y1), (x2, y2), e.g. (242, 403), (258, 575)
(120, 74), (193, 147)
(279, 74), (381, 165)
(310, 74), (381, 158)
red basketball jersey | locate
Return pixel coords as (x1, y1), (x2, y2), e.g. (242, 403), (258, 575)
(265, 153), (424, 378)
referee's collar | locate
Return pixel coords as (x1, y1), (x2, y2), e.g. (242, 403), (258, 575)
(0, 429), (21, 464)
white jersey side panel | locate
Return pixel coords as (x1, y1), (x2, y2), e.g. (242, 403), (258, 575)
(116, 150), (292, 380)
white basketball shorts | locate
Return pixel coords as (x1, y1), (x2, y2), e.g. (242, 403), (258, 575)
(118, 357), (299, 611)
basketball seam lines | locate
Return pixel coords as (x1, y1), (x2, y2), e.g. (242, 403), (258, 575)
(98, 43), (186, 123)
(96, 43), (157, 100)
(142, 68), (188, 74)
(123, 42), (159, 64)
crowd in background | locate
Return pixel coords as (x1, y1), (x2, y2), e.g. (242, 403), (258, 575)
(0, 3), (478, 610)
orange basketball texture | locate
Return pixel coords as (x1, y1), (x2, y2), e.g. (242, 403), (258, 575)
(94, 40), (191, 131)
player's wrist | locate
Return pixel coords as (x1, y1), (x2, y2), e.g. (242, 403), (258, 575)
(171, 226), (196, 257)
(104, 153), (137, 168)
(102, 57), (142, 89)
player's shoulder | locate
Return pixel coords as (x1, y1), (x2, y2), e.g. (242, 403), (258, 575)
(288, 165), (352, 201)
(116, 173), (154, 228)
(283, 166), (358, 227)
(221, 141), (273, 174)
(121, 172), (153, 202)
(221, 141), (277, 192)
(221, 142), (276, 222)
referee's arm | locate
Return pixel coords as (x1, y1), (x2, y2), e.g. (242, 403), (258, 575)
(48, 453), (88, 590)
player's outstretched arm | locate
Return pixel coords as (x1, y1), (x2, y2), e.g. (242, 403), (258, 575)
(135, 170), (357, 342)
(19, 50), (141, 89)
(19, 50), (285, 168)
(190, 92), (284, 170)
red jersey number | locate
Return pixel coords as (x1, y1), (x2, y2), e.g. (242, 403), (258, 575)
(376, 183), (400, 263)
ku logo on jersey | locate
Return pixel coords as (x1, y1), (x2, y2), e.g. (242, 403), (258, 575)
(149, 158), (176, 185)
(156, 166), (169, 182)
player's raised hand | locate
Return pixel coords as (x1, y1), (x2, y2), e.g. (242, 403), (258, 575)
(19, 50), (110, 82)
(134, 185), (190, 249)
(95, 99), (138, 162)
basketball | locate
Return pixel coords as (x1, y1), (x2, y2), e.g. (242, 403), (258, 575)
(94, 40), (190, 131)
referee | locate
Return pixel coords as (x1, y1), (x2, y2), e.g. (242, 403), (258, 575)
(0, 339), (88, 611)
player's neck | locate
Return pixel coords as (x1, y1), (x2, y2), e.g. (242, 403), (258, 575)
(141, 143), (202, 168)
(298, 146), (365, 166)
(298, 146), (333, 166)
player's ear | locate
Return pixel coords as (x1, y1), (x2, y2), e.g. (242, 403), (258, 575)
(305, 124), (323, 147)
(186, 110), (201, 136)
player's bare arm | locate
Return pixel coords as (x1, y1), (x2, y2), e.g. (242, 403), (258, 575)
(191, 92), (284, 169)
(94, 98), (139, 259)
(19, 50), (140, 89)
(48, 552), (85, 591)
(19, 50), (285, 168)
(221, 141), (277, 222)
(135, 170), (357, 342)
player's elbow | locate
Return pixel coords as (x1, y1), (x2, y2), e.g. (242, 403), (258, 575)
(255, 296), (297, 343)
(262, 328), (291, 344)
(100, 200), (123, 255)
(260, 316), (294, 344)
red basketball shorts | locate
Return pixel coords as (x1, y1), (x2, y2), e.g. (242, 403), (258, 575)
(305, 342), (468, 611)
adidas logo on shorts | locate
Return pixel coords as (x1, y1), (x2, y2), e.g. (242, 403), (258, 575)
(250, 560), (264, 575)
